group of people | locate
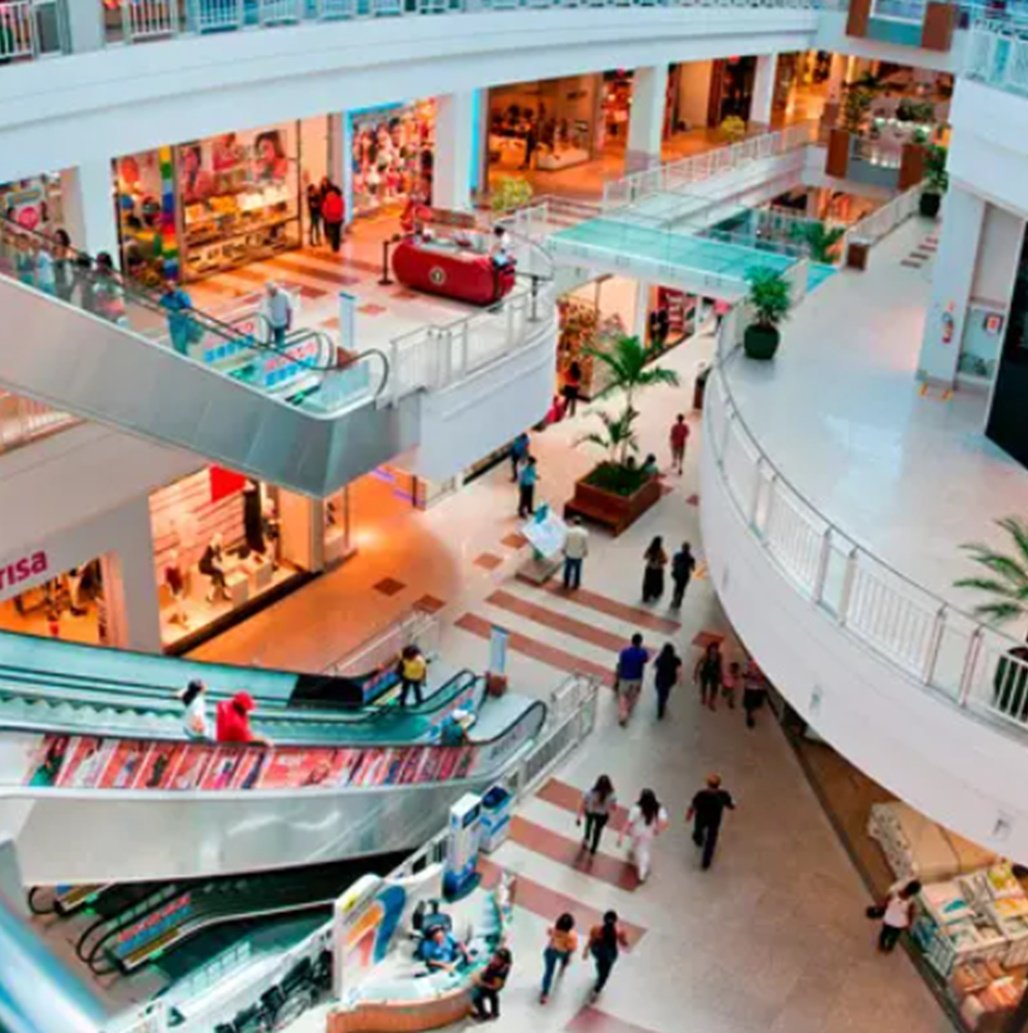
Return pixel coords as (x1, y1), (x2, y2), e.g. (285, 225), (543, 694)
(640, 536), (696, 607)
(179, 679), (272, 748)
(305, 176), (347, 252)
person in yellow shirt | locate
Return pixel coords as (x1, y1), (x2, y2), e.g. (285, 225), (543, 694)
(539, 912), (578, 1003)
(398, 644), (427, 706)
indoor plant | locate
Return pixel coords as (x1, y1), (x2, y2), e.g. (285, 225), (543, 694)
(720, 116), (746, 143)
(566, 335), (679, 533)
(743, 267), (792, 360)
(490, 176), (533, 214)
(919, 144), (948, 219)
(955, 517), (1028, 630)
(792, 221), (846, 264)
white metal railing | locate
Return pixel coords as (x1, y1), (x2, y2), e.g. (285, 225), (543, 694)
(707, 310), (1028, 736)
(110, 672), (598, 1033)
(0, 393), (79, 452)
(841, 182), (923, 253)
(601, 121), (819, 209)
(0, 0), (36, 58)
(122, 0), (179, 39)
(966, 23), (1028, 96)
(322, 609), (441, 677)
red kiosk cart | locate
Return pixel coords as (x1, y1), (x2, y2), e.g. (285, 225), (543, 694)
(392, 206), (517, 307)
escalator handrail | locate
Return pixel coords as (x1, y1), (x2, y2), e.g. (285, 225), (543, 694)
(0, 216), (394, 408)
(0, 668), (481, 737)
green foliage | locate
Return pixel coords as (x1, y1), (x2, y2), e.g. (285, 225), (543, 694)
(583, 461), (652, 498)
(923, 144), (949, 196)
(842, 83), (874, 133)
(790, 221), (846, 264)
(576, 407), (640, 468)
(746, 268), (792, 329)
(579, 335), (680, 471)
(955, 517), (1028, 626)
(490, 176), (533, 214)
(720, 116), (747, 142)
(896, 98), (936, 124)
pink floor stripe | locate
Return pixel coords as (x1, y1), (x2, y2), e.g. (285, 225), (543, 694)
(565, 1006), (660, 1033)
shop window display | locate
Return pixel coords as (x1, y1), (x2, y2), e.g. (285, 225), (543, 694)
(351, 101), (436, 216)
(0, 558), (105, 645)
(151, 467), (309, 650)
(0, 174), (62, 236)
(115, 123), (301, 285)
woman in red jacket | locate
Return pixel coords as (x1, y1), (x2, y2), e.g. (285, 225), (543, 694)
(321, 182), (345, 253)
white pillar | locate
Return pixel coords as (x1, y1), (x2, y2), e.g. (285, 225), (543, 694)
(627, 65), (669, 171)
(64, 0), (104, 52)
(434, 91), (475, 211)
(919, 186), (985, 386)
(750, 54), (778, 128)
(329, 112), (352, 226)
(60, 160), (118, 265)
(633, 280), (650, 342)
(100, 497), (161, 653)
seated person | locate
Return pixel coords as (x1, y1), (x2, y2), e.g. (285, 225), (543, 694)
(640, 453), (659, 477)
(490, 225), (512, 267)
(422, 925), (470, 974)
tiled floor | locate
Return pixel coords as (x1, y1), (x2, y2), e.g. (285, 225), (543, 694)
(199, 317), (951, 1031)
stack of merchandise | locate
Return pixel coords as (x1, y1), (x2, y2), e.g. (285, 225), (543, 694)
(956, 974), (1024, 1032)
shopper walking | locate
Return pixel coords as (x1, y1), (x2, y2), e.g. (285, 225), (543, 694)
(686, 774), (735, 870)
(306, 182), (323, 247)
(584, 911), (629, 1001)
(577, 774), (617, 855)
(721, 660), (741, 710)
(875, 880), (922, 953)
(742, 659), (767, 729)
(669, 414), (690, 475)
(561, 360), (582, 417)
(160, 279), (194, 356)
(321, 182), (345, 253)
(471, 946), (512, 1020)
(179, 678), (210, 740)
(517, 456), (538, 518)
(670, 542), (696, 609)
(509, 431), (529, 481)
(615, 633), (649, 726)
(93, 251), (126, 325)
(398, 644), (427, 706)
(562, 516), (588, 591)
(693, 641), (724, 711)
(619, 788), (668, 883)
(539, 913), (578, 1003)
(52, 228), (74, 303)
(263, 281), (293, 348)
(641, 536), (668, 604)
(653, 643), (682, 719)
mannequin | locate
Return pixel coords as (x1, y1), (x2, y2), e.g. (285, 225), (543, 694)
(198, 533), (228, 603)
(164, 549), (188, 625)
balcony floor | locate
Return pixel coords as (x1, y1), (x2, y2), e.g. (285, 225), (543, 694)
(723, 216), (1028, 622)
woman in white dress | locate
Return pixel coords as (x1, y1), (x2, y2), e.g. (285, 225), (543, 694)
(619, 788), (668, 883)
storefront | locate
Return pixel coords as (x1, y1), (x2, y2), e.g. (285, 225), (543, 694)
(0, 555), (105, 646)
(488, 77), (601, 174)
(150, 466), (328, 651)
(349, 100), (436, 217)
(0, 173), (63, 235)
(708, 57), (757, 126)
(115, 121), (307, 285)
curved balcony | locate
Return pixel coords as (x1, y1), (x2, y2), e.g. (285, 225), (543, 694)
(698, 239), (1028, 862)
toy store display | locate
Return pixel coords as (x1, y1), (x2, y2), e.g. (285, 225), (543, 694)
(351, 100), (435, 216)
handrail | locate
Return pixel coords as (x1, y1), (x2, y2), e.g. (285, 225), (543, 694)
(707, 307), (1028, 732)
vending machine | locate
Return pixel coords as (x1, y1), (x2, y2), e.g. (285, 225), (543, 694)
(443, 792), (482, 900)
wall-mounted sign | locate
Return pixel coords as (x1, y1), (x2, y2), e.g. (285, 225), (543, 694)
(984, 312), (1005, 336)
(0, 551), (48, 593)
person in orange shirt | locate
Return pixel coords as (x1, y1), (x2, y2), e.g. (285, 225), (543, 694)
(539, 912), (578, 1003)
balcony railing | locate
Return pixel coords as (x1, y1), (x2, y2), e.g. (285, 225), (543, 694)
(707, 308), (1028, 736)
(1, 0), (826, 61)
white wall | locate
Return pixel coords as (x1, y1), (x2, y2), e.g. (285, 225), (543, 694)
(676, 60), (714, 130)
(700, 429), (1028, 865)
(0, 8), (817, 183)
(971, 204), (1024, 306)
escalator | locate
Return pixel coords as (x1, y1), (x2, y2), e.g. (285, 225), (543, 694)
(0, 215), (410, 497)
(0, 630), (547, 884)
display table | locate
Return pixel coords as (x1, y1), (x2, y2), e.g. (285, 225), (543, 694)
(536, 146), (590, 171)
(392, 238), (516, 307)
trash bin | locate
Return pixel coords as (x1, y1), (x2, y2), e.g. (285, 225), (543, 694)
(693, 363), (711, 411)
(479, 785), (514, 853)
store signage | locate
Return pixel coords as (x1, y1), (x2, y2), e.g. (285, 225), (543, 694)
(0, 550), (47, 591)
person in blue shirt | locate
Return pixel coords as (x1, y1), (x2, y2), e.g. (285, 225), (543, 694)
(615, 632), (649, 726)
(423, 926), (470, 973)
(518, 456), (538, 518)
(159, 280), (194, 356)
(510, 431), (530, 482)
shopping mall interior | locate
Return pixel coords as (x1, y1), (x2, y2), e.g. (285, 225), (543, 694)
(1, 1), (1028, 1030)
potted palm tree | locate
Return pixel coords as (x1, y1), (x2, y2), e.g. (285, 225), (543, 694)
(919, 144), (948, 219)
(792, 222), (846, 264)
(743, 268), (792, 360)
(565, 335), (679, 535)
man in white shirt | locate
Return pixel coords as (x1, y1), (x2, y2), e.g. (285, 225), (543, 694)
(263, 281), (292, 347)
(562, 516), (589, 591)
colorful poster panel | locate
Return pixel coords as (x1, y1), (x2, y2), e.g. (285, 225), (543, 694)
(26, 733), (75, 787)
(56, 737), (111, 789)
(97, 740), (150, 790)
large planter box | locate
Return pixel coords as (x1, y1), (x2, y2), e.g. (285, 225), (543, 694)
(563, 472), (662, 536)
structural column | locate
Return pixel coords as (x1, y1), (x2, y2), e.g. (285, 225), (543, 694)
(918, 185), (985, 385)
(60, 160), (119, 264)
(63, 0), (104, 52)
(750, 54), (778, 129)
(99, 497), (162, 653)
(433, 91), (476, 211)
(626, 65), (669, 172)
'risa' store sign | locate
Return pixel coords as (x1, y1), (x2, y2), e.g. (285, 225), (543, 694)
(0, 551), (48, 597)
